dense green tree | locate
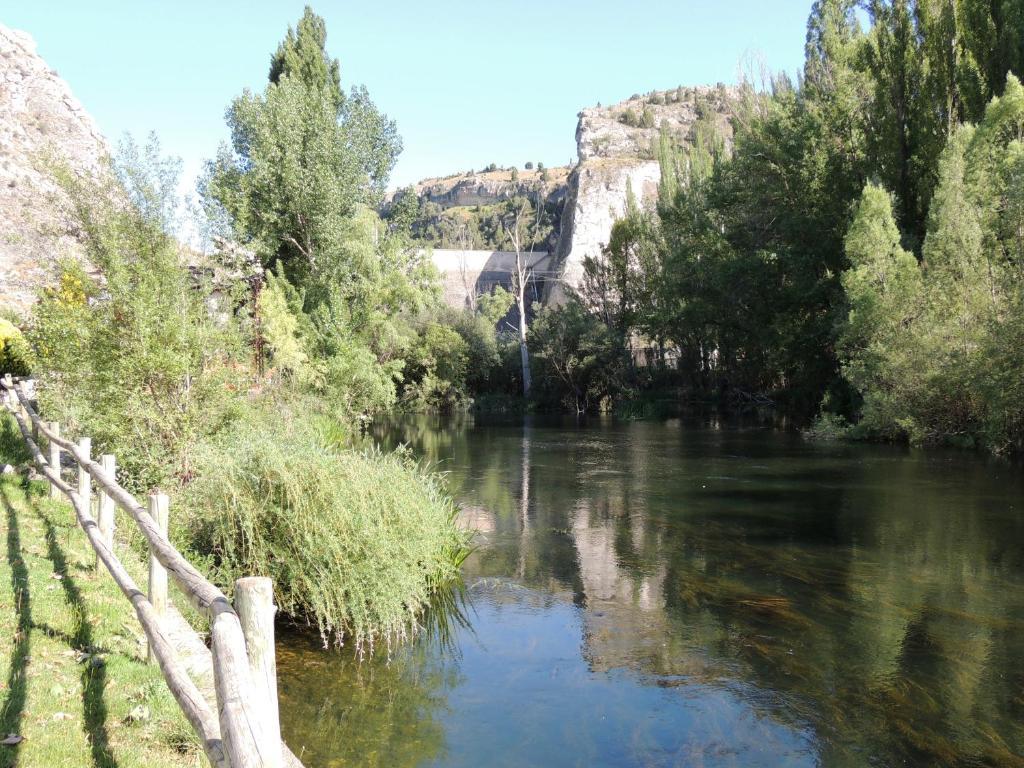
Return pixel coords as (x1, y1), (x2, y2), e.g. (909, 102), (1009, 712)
(831, 76), (1024, 449)
(268, 6), (342, 105)
(959, 0), (1024, 106)
(862, 0), (929, 244)
(204, 7), (400, 288)
(709, 82), (862, 407)
(385, 186), (422, 239)
(838, 184), (925, 437)
(530, 299), (624, 414)
(201, 9), (453, 422)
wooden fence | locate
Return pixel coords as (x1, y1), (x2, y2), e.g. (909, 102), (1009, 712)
(1, 375), (303, 768)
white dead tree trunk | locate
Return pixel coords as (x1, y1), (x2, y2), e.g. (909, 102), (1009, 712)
(454, 224), (477, 312)
(516, 426), (531, 580)
(504, 200), (533, 397)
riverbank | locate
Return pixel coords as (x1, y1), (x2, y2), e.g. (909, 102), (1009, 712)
(0, 463), (199, 767)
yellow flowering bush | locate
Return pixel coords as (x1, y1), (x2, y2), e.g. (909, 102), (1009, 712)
(0, 318), (32, 376)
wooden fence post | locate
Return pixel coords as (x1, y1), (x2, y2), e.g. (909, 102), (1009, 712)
(77, 437), (91, 511)
(234, 577), (282, 765)
(147, 492), (170, 663)
(48, 422), (61, 500)
(97, 454), (116, 570)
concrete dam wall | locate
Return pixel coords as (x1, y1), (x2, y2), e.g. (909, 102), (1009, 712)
(428, 249), (555, 310)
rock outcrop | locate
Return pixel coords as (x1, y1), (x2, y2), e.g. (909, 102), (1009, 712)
(398, 86), (735, 306)
(404, 166), (570, 210)
(388, 166), (571, 253)
(549, 85), (734, 302)
(576, 85), (734, 163)
(549, 158), (661, 298)
(0, 24), (107, 314)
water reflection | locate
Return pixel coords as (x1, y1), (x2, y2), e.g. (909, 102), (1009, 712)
(280, 416), (1024, 767)
(277, 630), (457, 768)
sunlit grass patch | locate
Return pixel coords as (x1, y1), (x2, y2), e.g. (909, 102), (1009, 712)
(0, 437), (199, 768)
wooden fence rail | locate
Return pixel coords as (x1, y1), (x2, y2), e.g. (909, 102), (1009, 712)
(1, 376), (303, 768)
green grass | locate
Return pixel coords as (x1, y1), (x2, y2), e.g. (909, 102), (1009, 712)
(0, 418), (201, 768)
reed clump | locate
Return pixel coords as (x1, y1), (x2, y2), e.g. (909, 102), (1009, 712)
(183, 404), (471, 653)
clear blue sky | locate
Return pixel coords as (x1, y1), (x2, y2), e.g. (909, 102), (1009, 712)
(6, 1), (813, 191)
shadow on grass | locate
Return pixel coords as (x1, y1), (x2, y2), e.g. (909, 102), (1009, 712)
(31, 490), (118, 768)
(0, 482), (30, 767)
(0, 416), (31, 468)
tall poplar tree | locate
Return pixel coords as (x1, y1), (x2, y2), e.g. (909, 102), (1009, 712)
(863, 0), (928, 246)
(204, 6), (401, 290)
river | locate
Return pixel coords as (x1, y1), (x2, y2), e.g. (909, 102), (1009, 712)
(276, 415), (1024, 767)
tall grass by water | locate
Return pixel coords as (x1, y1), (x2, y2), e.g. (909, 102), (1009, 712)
(183, 406), (471, 654)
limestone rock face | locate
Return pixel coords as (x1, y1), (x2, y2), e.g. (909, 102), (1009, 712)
(549, 86), (735, 302)
(0, 24), (107, 314)
(551, 159), (660, 299)
(576, 85), (734, 162)
(409, 166), (571, 210)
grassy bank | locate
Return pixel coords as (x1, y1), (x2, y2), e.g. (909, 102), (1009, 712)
(0, 419), (199, 768)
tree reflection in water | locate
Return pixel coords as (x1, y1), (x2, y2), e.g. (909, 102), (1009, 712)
(283, 415), (1024, 767)
(277, 626), (460, 768)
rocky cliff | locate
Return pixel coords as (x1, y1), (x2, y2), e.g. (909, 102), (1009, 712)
(408, 166), (571, 210)
(0, 24), (107, 314)
(549, 85), (734, 302)
(387, 166), (571, 252)
(399, 86), (735, 304)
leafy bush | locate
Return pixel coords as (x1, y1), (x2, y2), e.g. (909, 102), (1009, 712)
(449, 311), (500, 393)
(619, 109), (640, 127)
(803, 412), (851, 441)
(316, 334), (399, 422)
(183, 403), (470, 651)
(0, 318), (32, 376)
(529, 298), (625, 413)
(400, 300), (512, 411)
(403, 323), (469, 410)
(28, 139), (246, 490)
(257, 269), (310, 378)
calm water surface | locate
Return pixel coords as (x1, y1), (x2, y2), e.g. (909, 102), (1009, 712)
(277, 416), (1024, 767)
